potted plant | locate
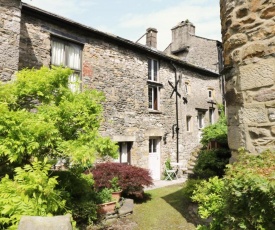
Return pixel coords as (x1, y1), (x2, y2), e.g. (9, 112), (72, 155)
(109, 176), (122, 202)
(97, 188), (116, 214)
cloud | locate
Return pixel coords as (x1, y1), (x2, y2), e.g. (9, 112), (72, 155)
(22, 0), (97, 20)
(118, 1), (221, 50)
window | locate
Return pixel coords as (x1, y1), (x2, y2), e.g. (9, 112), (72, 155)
(148, 86), (159, 110)
(115, 142), (132, 164)
(186, 116), (192, 132)
(198, 112), (204, 129)
(208, 88), (214, 99)
(148, 59), (158, 81)
(149, 138), (158, 153)
(148, 59), (161, 111)
(184, 81), (190, 95)
(51, 38), (82, 92)
(209, 108), (215, 124)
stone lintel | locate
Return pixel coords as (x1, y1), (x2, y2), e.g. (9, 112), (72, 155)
(113, 136), (136, 142)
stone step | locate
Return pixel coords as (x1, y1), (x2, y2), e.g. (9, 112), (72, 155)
(118, 198), (134, 217)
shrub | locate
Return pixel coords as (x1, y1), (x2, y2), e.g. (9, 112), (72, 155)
(192, 150), (275, 230)
(51, 168), (98, 226)
(0, 158), (65, 230)
(87, 162), (153, 199)
(193, 148), (231, 179)
(182, 179), (203, 202)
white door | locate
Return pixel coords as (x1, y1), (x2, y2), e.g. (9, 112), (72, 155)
(148, 138), (160, 180)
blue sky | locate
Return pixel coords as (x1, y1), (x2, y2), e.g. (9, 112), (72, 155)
(22, 0), (221, 50)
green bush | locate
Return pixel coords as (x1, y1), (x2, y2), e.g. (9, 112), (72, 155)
(200, 105), (227, 148)
(182, 179), (203, 202)
(193, 148), (231, 179)
(51, 169), (98, 226)
(0, 158), (65, 230)
(192, 150), (275, 230)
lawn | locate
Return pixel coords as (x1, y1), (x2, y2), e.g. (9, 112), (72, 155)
(128, 184), (197, 230)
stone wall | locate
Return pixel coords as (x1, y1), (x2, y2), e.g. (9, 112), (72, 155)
(220, 0), (275, 157)
(0, 0), (21, 81)
(15, 4), (222, 177)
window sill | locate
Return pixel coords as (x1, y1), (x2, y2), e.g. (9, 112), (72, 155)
(148, 110), (162, 114)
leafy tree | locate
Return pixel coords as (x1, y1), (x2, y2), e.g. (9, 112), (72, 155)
(0, 66), (118, 175)
(0, 66), (118, 227)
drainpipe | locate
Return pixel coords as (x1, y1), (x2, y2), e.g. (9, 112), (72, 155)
(170, 62), (179, 163)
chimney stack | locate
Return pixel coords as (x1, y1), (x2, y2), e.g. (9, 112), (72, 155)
(171, 20), (195, 52)
(146, 28), (158, 49)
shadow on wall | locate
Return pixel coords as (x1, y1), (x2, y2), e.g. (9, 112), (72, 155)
(18, 21), (44, 70)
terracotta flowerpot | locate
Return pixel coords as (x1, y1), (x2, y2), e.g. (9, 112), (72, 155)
(98, 201), (116, 214)
(111, 191), (122, 202)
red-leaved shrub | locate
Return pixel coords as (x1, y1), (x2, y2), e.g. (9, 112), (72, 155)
(86, 162), (153, 198)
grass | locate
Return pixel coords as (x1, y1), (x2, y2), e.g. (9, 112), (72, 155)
(128, 184), (197, 230)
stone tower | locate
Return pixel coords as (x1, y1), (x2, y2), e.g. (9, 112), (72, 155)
(0, 0), (21, 82)
(220, 0), (275, 159)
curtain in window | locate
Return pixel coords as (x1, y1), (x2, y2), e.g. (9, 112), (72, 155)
(51, 40), (65, 66)
(68, 73), (79, 93)
(67, 44), (81, 70)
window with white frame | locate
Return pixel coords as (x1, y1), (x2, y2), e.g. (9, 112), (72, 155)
(148, 59), (158, 81)
(115, 142), (132, 164)
(209, 108), (215, 124)
(51, 38), (82, 92)
(184, 81), (190, 95)
(149, 138), (158, 153)
(186, 116), (192, 132)
(198, 112), (204, 129)
(148, 59), (161, 111)
(208, 88), (214, 100)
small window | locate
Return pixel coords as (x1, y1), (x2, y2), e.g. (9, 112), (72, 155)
(209, 108), (215, 124)
(184, 81), (190, 95)
(186, 116), (192, 132)
(51, 38), (82, 92)
(148, 86), (159, 110)
(198, 112), (204, 129)
(149, 138), (158, 153)
(115, 142), (132, 164)
(208, 88), (215, 99)
(148, 59), (158, 81)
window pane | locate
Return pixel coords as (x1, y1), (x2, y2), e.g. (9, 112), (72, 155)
(149, 139), (152, 152)
(148, 59), (152, 80)
(153, 139), (157, 152)
(67, 44), (81, 70)
(68, 73), (80, 93)
(51, 40), (65, 66)
(148, 87), (153, 109)
(153, 87), (158, 110)
(153, 60), (158, 81)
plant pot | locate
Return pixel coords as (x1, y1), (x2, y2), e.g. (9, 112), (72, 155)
(98, 201), (116, 215)
(111, 190), (122, 202)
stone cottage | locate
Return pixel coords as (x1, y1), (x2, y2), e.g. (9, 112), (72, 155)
(1, 0), (223, 180)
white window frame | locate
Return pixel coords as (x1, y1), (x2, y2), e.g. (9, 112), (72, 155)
(198, 112), (204, 129)
(148, 85), (159, 110)
(148, 59), (159, 82)
(51, 37), (82, 92)
(184, 81), (190, 95)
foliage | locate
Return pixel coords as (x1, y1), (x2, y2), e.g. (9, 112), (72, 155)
(200, 105), (227, 147)
(96, 188), (113, 204)
(51, 169), (98, 226)
(88, 162), (153, 199)
(192, 148), (231, 179)
(0, 158), (65, 230)
(192, 150), (275, 230)
(109, 177), (121, 192)
(181, 179), (203, 202)
(0, 66), (118, 175)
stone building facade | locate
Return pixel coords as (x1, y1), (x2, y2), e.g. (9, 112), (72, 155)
(1, 1), (223, 179)
(220, 0), (275, 159)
